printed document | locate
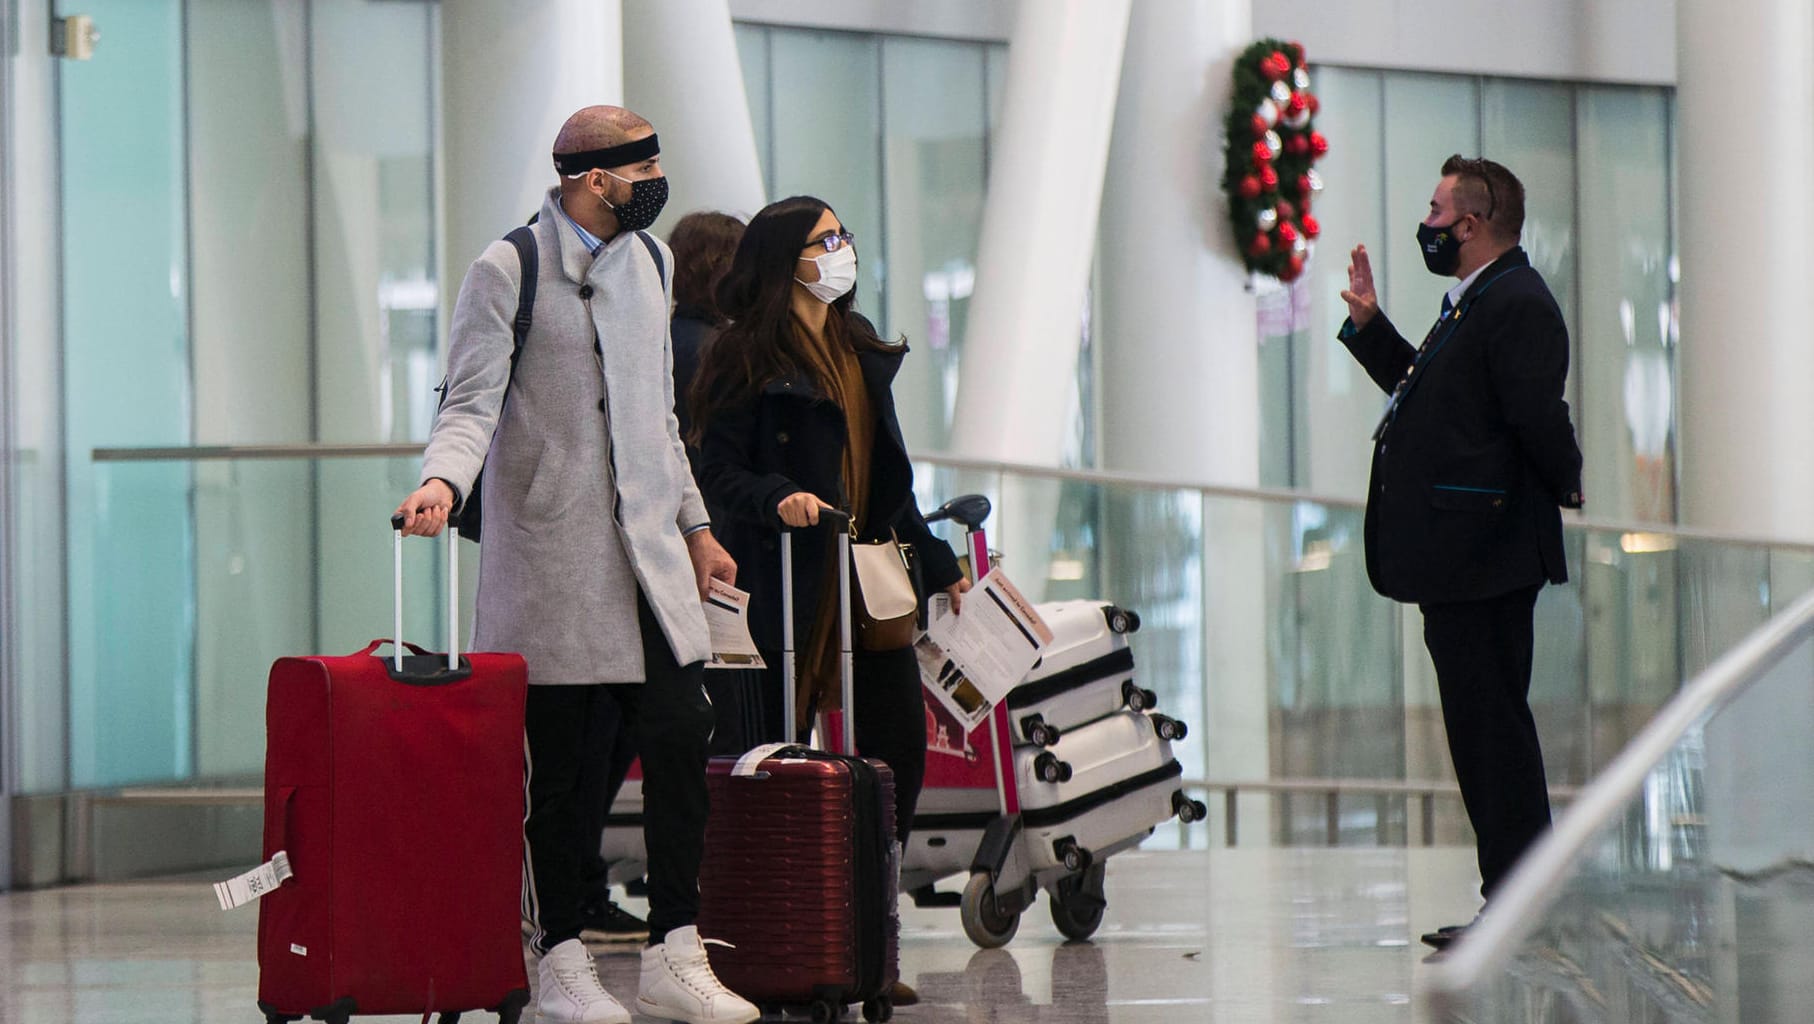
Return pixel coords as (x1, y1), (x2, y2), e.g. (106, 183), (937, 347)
(703, 579), (766, 670)
(916, 569), (1051, 728)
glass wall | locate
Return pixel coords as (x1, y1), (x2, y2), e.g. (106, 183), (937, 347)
(15, 0), (441, 793)
(735, 23), (1007, 455)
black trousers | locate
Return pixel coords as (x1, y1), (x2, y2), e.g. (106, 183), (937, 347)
(755, 645), (927, 846)
(577, 694), (637, 908)
(1420, 583), (1551, 900)
(523, 594), (714, 953)
(577, 670), (758, 906)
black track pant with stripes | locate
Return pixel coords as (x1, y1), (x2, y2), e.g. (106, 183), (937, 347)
(521, 593), (714, 954)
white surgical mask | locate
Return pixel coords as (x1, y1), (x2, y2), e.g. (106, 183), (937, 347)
(795, 245), (858, 304)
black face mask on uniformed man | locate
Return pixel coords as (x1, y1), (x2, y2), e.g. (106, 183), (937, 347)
(1416, 217), (1467, 276)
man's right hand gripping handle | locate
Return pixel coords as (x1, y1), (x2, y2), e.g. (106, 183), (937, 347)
(395, 478), (455, 537)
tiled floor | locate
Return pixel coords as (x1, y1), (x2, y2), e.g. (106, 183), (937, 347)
(0, 847), (1487, 1023)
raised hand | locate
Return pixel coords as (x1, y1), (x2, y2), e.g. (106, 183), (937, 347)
(1340, 244), (1380, 329)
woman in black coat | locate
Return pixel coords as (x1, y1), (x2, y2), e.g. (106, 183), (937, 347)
(690, 196), (968, 853)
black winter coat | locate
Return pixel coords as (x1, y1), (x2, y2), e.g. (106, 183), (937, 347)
(669, 305), (718, 464)
(1340, 247), (1583, 606)
(696, 343), (964, 651)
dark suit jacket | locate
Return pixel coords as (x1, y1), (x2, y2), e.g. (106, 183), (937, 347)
(1339, 247), (1583, 606)
(695, 340), (964, 651)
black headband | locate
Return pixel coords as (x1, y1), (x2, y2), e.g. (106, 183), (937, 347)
(553, 133), (660, 175)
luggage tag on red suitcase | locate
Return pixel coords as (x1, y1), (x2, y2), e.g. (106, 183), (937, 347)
(214, 850), (293, 910)
(731, 742), (800, 777)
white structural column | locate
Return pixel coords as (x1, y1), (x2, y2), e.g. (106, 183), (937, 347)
(623, 0), (767, 232)
(1098, 1), (1259, 487)
(440, 0), (622, 302)
(1097, 0), (1272, 862)
(1676, 0), (1814, 542)
(948, 0), (1132, 463)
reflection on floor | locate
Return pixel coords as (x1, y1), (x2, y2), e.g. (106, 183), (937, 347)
(0, 847), (1488, 1023)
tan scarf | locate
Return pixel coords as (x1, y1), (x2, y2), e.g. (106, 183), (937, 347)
(791, 316), (874, 730)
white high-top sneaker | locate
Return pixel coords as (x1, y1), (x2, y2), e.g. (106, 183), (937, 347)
(636, 926), (760, 1024)
(536, 937), (631, 1024)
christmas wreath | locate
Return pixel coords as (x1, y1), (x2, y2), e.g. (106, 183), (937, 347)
(1221, 39), (1327, 282)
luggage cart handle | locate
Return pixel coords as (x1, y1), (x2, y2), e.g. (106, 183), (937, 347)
(389, 512), (460, 673)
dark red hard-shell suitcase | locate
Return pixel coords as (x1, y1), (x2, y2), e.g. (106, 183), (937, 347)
(255, 522), (530, 1024)
(696, 512), (902, 1023)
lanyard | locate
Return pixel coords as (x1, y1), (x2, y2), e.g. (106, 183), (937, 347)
(1370, 265), (1531, 442)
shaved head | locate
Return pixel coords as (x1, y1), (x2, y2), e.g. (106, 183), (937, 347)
(553, 105), (652, 155)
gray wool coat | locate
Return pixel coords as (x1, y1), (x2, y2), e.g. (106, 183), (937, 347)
(421, 188), (711, 684)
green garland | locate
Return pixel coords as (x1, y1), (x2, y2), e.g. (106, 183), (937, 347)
(1220, 38), (1327, 282)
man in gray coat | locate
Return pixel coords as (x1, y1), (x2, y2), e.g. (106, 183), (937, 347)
(397, 106), (756, 1024)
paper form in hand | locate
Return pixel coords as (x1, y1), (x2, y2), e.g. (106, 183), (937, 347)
(703, 579), (766, 670)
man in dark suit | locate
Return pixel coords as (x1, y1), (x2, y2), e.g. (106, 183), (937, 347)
(1337, 155), (1584, 950)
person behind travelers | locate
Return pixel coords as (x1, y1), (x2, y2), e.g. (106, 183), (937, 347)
(395, 104), (757, 1024)
(1336, 154), (1584, 952)
(668, 210), (746, 471)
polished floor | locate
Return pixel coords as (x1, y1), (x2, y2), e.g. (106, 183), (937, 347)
(0, 847), (1489, 1023)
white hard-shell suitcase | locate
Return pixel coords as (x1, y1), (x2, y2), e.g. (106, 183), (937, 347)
(1014, 709), (1196, 873)
(1004, 600), (1151, 747)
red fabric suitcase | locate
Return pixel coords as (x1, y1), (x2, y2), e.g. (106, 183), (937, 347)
(696, 514), (902, 1023)
(256, 524), (530, 1024)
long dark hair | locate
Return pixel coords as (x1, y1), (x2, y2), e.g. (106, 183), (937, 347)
(688, 196), (893, 440)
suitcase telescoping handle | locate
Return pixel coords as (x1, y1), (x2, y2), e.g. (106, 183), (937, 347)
(780, 508), (856, 755)
(388, 512), (460, 674)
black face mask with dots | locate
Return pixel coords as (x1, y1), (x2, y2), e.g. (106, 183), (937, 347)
(604, 174), (669, 232)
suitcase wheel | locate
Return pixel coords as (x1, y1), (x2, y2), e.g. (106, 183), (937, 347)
(1053, 837), (1093, 874)
(256, 1003), (302, 1024)
(1049, 863), (1109, 942)
(863, 996), (894, 1022)
(494, 987), (531, 1024)
(811, 996), (840, 1024)
(1103, 606), (1141, 634)
(961, 871), (1022, 949)
(1172, 790), (1209, 824)
(1021, 715), (1061, 748)
(1153, 714), (1187, 742)
(1122, 680), (1157, 712)
(1034, 751), (1074, 784)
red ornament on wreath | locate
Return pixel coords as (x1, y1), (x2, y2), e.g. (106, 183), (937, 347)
(1251, 114), (1269, 138)
(1238, 175), (1262, 200)
(1285, 253), (1306, 279)
(1287, 41), (1305, 64)
(1285, 134), (1311, 157)
(1277, 200), (1296, 221)
(1285, 93), (1308, 117)
(1252, 141), (1274, 165)
(1310, 131), (1329, 157)
(1302, 214), (1321, 239)
(1259, 166), (1279, 191)
(1277, 222), (1299, 245)
(1261, 51), (1288, 81)
(1249, 233), (1273, 257)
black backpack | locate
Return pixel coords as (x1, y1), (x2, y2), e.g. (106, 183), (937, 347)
(436, 223), (666, 541)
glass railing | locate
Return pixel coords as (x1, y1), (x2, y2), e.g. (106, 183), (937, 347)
(66, 446), (1814, 854)
(1422, 585), (1814, 1022)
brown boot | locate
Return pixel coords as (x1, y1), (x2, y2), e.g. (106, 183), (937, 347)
(888, 980), (920, 1007)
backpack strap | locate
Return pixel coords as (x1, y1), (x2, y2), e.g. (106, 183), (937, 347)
(635, 229), (667, 289)
(504, 224), (538, 361)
